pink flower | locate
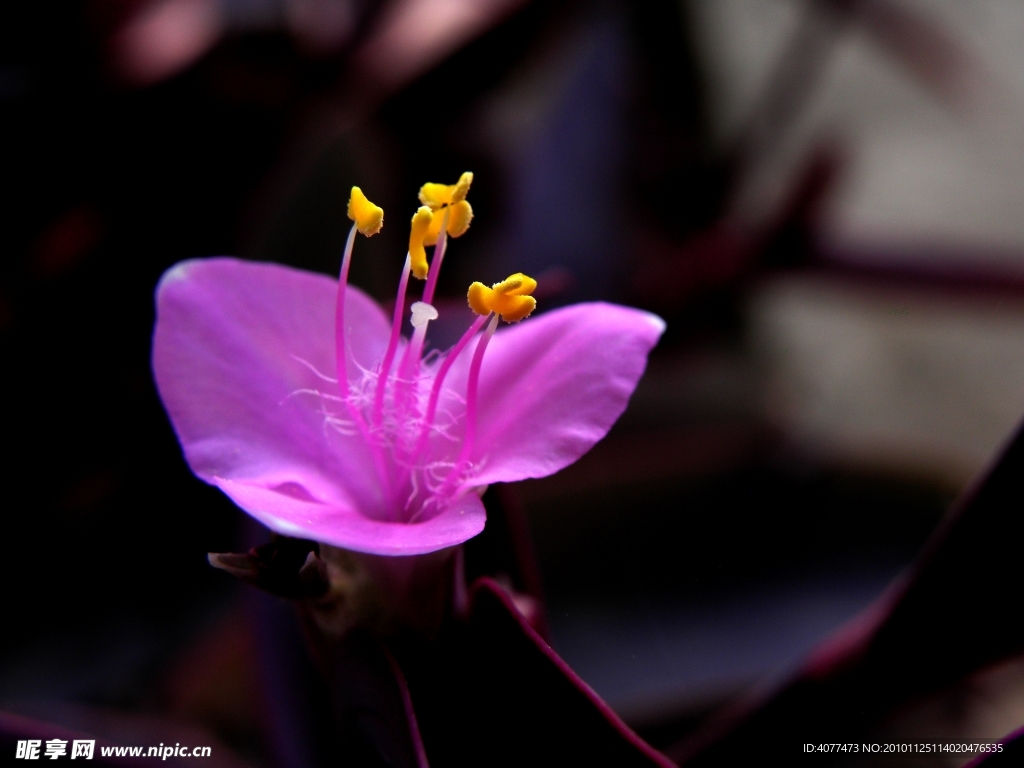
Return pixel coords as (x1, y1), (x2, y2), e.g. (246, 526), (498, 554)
(152, 186), (664, 557)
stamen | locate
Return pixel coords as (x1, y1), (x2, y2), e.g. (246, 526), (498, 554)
(446, 200), (473, 237)
(457, 312), (499, 476)
(409, 207), (434, 280)
(451, 171), (473, 203)
(348, 186), (384, 236)
(396, 204), (450, 395)
(372, 254), (412, 427)
(398, 318), (431, 398)
(391, 299), (440, 460)
(412, 313), (489, 461)
(422, 199), (471, 244)
(336, 273), (391, 498)
(467, 272), (537, 322)
(421, 206), (450, 307)
(337, 179), (502, 524)
(334, 223), (359, 396)
(424, 271), (538, 507)
(419, 173), (472, 209)
(337, 187), (391, 505)
(429, 312), (499, 504)
(418, 182), (453, 210)
(337, 186), (384, 395)
(423, 207), (446, 245)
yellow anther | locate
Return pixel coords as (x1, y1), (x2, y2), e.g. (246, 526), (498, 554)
(446, 200), (473, 237)
(423, 200), (474, 246)
(418, 183), (453, 210)
(347, 186), (383, 236)
(408, 206), (434, 279)
(423, 207), (445, 246)
(492, 272), (536, 296)
(418, 172), (474, 210)
(467, 272), (537, 322)
(451, 172), (473, 203)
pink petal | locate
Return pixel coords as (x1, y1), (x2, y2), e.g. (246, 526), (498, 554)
(153, 257), (390, 516)
(214, 478), (486, 556)
(451, 302), (665, 486)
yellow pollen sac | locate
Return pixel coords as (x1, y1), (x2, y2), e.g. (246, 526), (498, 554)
(467, 272), (538, 322)
(446, 200), (473, 237)
(418, 171), (474, 210)
(347, 186), (384, 236)
(408, 206), (434, 279)
(418, 183), (453, 210)
(451, 171), (473, 203)
(423, 200), (474, 245)
(423, 208), (444, 246)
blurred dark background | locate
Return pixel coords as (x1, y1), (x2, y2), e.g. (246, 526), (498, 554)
(3, 0), (1024, 763)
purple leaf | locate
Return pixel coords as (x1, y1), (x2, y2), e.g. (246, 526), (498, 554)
(397, 578), (675, 767)
(669, 418), (1024, 765)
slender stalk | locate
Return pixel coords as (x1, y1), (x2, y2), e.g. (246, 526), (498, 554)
(335, 223), (390, 500)
(399, 206), (451, 378)
(334, 223), (359, 397)
(372, 255), (412, 427)
(392, 207), (450, 431)
(421, 206), (451, 306)
(412, 313), (488, 460)
(432, 313), (499, 502)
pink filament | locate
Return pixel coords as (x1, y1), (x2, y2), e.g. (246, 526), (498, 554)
(335, 222), (390, 499)
(412, 313), (489, 459)
(421, 206), (450, 306)
(392, 208), (449, 426)
(391, 321), (429, 451)
(460, 312), (499, 467)
(349, 205), (473, 519)
(334, 223), (359, 396)
(397, 206), (451, 378)
(372, 254), (412, 426)
(435, 312), (499, 500)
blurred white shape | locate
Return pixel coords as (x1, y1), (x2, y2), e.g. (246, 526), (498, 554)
(824, 120), (1024, 269)
(687, 0), (804, 148)
(353, 0), (528, 91)
(409, 300), (438, 328)
(689, 0), (1024, 271)
(750, 274), (1024, 485)
(115, 0), (359, 86)
(116, 0), (223, 86)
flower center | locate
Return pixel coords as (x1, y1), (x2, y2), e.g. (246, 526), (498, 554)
(333, 180), (536, 525)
